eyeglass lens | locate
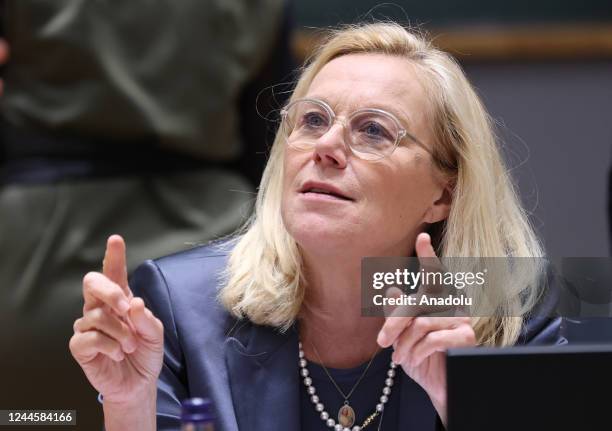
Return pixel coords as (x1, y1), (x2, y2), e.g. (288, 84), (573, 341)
(282, 100), (401, 160)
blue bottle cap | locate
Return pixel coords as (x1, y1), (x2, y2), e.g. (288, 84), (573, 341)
(181, 397), (216, 423)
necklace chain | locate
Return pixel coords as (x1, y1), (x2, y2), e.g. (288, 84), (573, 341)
(309, 340), (379, 401)
(299, 341), (397, 431)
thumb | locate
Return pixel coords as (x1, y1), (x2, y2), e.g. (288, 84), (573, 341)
(377, 286), (415, 348)
(128, 298), (163, 344)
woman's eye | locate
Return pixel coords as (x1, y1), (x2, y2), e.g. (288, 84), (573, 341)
(302, 112), (327, 128)
(360, 122), (389, 139)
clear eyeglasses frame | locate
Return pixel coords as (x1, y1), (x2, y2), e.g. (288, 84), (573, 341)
(279, 98), (427, 162)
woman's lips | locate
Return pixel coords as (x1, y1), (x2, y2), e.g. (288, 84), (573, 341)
(300, 191), (353, 202)
(299, 181), (354, 201)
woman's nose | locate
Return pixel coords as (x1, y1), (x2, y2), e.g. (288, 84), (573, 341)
(311, 123), (349, 168)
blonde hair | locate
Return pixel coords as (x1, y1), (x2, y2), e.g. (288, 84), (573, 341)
(219, 23), (544, 346)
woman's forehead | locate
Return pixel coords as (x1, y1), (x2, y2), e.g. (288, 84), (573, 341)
(306, 53), (428, 128)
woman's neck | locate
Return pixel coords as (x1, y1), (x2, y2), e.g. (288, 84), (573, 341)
(298, 313), (384, 369)
(298, 250), (385, 368)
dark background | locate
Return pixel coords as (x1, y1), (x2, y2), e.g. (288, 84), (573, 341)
(295, 0), (612, 26)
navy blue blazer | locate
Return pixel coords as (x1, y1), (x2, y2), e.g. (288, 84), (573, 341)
(128, 242), (565, 431)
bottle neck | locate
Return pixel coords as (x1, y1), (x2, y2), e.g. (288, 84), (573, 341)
(181, 423), (215, 431)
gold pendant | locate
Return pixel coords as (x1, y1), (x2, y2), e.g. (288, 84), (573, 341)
(338, 404), (356, 428)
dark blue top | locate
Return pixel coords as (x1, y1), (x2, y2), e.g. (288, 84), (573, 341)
(301, 347), (400, 430)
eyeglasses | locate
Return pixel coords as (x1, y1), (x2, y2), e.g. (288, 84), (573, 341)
(280, 98), (426, 161)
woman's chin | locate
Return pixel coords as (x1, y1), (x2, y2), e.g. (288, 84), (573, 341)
(288, 223), (358, 254)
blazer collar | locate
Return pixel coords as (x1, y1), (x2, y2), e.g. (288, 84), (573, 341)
(225, 320), (300, 431)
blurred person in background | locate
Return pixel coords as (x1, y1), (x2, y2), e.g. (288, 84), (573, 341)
(0, 0), (293, 428)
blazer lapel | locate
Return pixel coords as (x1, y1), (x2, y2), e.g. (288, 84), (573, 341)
(225, 321), (300, 431)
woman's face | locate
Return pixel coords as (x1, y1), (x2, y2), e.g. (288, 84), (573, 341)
(281, 53), (450, 257)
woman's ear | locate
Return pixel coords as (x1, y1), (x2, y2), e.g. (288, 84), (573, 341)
(424, 184), (452, 224)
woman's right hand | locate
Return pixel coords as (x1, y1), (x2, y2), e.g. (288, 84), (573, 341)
(69, 235), (164, 404)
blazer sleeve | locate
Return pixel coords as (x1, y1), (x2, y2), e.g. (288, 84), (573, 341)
(516, 265), (568, 346)
(517, 316), (567, 346)
(129, 260), (187, 430)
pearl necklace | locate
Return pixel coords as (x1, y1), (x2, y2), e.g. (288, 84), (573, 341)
(298, 341), (397, 431)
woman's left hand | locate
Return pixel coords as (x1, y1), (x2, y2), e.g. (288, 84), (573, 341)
(376, 232), (476, 427)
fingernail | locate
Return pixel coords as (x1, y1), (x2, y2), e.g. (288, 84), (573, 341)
(377, 332), (386, 347)
(125, 339), (136, 353)
(118, 300), (129, 314)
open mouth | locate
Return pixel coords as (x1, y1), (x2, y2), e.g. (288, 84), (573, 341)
(300, 185), (353, 201)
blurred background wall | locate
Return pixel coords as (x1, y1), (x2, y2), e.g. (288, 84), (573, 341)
(464, 61), (611, 258)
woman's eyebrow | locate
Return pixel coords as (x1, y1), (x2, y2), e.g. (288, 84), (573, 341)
(303, 94), (331, 105)
(304, 94), (416, 127)
(362, 101), (417, 132)
(373, 104), (415, 128)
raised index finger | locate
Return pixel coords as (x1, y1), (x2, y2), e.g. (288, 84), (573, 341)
(103, 234), (131, 298)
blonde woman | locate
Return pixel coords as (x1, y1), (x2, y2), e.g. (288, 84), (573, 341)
(69, 23), (564, 430)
